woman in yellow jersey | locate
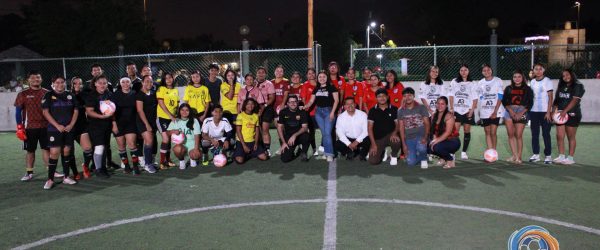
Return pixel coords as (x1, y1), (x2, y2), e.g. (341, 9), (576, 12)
(220, 69), (241, 134)
(156, 72), (179, 169)
(233, 98), (268, 164)
(183, 70), (211, 123)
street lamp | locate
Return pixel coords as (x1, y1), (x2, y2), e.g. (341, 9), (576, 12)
(240, 25), (250, 75)
(574, 1), (581, 44)
(488, 18), (499, 73)
(366, 22), (376, 57)
(376, 53), (383, 66)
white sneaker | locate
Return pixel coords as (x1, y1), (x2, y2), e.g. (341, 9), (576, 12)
(139, 157), (146, 166)
(529, 154), (540, 162)
(318, 146), (325, 153)
(428, 155), (433, 162)
(544, 156), (552, 164)
(21, 173), (33, 181)
(43, 180), (54, 190)
(179, 161), (186, 170)
(313, 150), (319, 156)
(553, 155), (565, 164)
(121, 162), (126, 169)
(275, 148), (282, 155)
(461, 152), (469, 160)
(144, 164), (157, 174)
(190, 160), (197, 168)
(266, 149), (273, 157)
(54, 172), (64, 178)
(62, 177), (77, 185)
(390, 157), (398, 166)
(562, 157), (575, 165)
(382, 149), (389, 162)
(326, 156), (334, 162)
(421, 160), (429, 169)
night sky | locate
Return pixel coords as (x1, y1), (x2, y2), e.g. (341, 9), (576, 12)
(3, 0), (599, 45)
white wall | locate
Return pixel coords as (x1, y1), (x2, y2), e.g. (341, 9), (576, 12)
(1, 80), (599, 131)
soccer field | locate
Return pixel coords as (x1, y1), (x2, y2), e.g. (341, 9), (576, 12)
(1, 125), (600, 249)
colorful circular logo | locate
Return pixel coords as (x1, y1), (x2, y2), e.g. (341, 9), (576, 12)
(508, 225), (559, 250)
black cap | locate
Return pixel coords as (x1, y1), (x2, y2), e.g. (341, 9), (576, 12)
(375, 88), (388, 96)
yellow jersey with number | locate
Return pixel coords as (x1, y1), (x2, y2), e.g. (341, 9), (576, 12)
(156, 86), (180, 119)
(183, 84), (211, 113)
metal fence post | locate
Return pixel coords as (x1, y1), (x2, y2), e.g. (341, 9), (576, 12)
(147, 54), (152, 68)
(62, 58), (67, 79)
(242, 39), (249, 75)
(350, 44), (354, 68)
(433, 44), (437, 66)
(530, 43), (535, 70)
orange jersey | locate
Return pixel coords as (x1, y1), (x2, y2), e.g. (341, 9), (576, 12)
(300, 81), (317, 116)
(388, 82), (405, 108)
(331, 75), (346, 91)
(343, 81), (365, 105)
(363, 86), (380, 111)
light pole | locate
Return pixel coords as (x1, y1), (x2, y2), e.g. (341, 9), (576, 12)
(366, 21), (376, 57)
(575, 1), (581, 45)
(488, 18), (499, 74)
(240, 25), (250, 76)
(376, 54), (383, 66)
(116, 32), (125, 77)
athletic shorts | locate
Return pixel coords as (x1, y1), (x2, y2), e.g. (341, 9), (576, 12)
(47, 131), (75, 148)
(557, 113), (582, 127)
(157, 118), (171, 133)
(136, 118), (157, 134)
(454, 112), (475, 125)
(503, 106), (528, 124)
(260, 106), (276, 124)
(73, 121), (88, 137)
(23, 128), (48, 152)
(233, 141), (265, 159)
(481, 118), (500, 127)
(115, 120), (138, 137)
(88, 126), (112, 146)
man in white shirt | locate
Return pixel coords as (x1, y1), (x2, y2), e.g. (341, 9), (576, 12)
(335, 97), (369, 161)
(528, 63), (554, 164)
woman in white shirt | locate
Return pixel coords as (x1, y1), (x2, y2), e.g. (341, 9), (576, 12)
(448, 64), (478, 160)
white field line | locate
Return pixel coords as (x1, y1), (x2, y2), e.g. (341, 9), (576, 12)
(322, 159), (338, 250)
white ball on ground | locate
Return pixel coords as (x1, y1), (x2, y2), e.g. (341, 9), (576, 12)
(213, 154), (227, 167)
(484, 149), (498, 162)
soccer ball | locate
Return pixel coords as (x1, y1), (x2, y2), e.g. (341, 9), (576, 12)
(484, 149), (498, 162)
(553, 112), (569, 125)
(171, 133), (185, 145)
(213, 154), (227, 168)
(99, 100), (116, 115)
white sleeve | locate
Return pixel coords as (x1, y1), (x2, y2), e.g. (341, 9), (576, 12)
(448, 80), (456, 97)
(201, 120), (209, 133)
(418, 82), (426, 100)
(224, 120), (233, 132)
(356, 112), (369, 143)
(335, 115), (351, 146)
(543, 78), (553, 92)
(472, 83), (480, 101)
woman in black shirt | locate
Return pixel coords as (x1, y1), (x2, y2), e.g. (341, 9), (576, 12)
(84, 75), (116, 178)
(113, 77), (142, 174)
(304, 71), (339, 162)
(501, 70), (533, 164)
(136, 75), (159, 173)
(552, 69), (585, 165)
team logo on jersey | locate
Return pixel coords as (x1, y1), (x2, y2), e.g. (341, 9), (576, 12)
(51, 96), (57, 100)
(485, 85), (491, 92)
(67, 95), (72, 100)
(460, 86), (467, 93)
(353, 86), (358, 91)
(429, 87), (436, 94)
(296, 115), (301, 120)
(49, 136), (55, 142)
(393, 88), (398, 94)
(394, 98), (399, 103)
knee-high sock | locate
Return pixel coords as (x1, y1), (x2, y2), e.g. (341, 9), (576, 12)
(144, 145), (153, 166)
(61, 154), (71, 177)
(119, 150), (129, 167)
(48, 158), (58, 181)
(463, 132), (471, 152)
(93, 146), (105, 170)
(130, 148), (141, 167)
(160, 143), (169, 163)
(83, 150), (93, 167)
(68, 154), (78, 176)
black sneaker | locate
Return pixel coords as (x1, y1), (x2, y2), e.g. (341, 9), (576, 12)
(346, 151), (355, 161)
(300, 152), (309, 162)
(132, 165), (141, 175)
(108, 161), (121, 170)
(123, 164), (132, 174)
(94, 169), (110, 178)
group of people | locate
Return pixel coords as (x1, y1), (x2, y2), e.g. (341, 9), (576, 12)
(14, 60), (585, 190)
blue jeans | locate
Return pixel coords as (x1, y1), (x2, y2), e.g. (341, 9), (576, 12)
(315, 107), (334, 157)
(428, 138), (461, 161)
(529, 112), (552, 156)
(405, 136), (428, 166)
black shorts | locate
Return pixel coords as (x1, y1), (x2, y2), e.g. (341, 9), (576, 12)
(88, 126), (112, 146)
(233, 141), (265, 159)
(454, 112), (476, 125)
(73, 121), (88, 137)
(481, 118), (500, 127)
(136, 118), (157, 134)
(47, 131), (75, 148)
(115, 120), (138, 137)
(157, 118), (171, 133)
(558, 113), (582, 127)
(23, 128), (48, 152)
(260, 106), (275, 124)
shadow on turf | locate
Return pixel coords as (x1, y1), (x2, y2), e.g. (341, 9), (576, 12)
(1, 156), (599, 208)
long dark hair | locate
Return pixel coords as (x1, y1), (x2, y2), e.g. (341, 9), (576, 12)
(328, 61), (341, 80)
(425, 66), (443, 85)
(188, 70), (202, 85)
(455, 64), (472, 83)
(160, 72), (174, 89)
(557, 68), (578, 95)
(177, 103), (196, 130)
(510, 69), (528, 88)
(385, 70), (398, 90)
(242, 98), (260, 114)
(223, 69), (237, 85)
(431, 96), (450, 137)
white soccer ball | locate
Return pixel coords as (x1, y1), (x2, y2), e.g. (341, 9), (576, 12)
(99, 100), (116, 115)
(484, 149), (498, 162)
(171, 133), (185, 145)
(213, 154), (227, 168)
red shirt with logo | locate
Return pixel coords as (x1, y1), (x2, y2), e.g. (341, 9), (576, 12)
(14, 88), (49, 129)
(343, 81), (365, 105)
(272, 78), (290, 108)
(300, 81), (317, 116)
(388, 82), (405, 108)
(363, 86), (380, 111)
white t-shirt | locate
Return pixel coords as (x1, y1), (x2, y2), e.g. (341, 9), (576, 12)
(478, 77), (504, 119)
(201, 117), (233, 142)
(448, 79), (478, 115)
(418, 81), (448, 112)
(530, 77), (554, 112)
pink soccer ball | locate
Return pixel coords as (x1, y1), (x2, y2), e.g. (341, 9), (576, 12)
(171, 133), (185, 145)
(484, 149), (498, 162)
(213, 154), (227, 168)
(99, 100), (116, 115)
(553, 112), (569, 125)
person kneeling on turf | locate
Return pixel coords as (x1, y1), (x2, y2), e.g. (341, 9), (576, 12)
(335, 97), (369, 161)
(398, 87), (430, 168)
(201, 105), (233, 166)
(234, 98), (268, 164)
(277, 95), (310, 162)
(168, 103), (201, 169)
(367, 89), (401, 165)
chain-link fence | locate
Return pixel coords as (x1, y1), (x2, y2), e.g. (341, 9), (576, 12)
(351, 44), (600, 81)
(0, 47), (319, 89)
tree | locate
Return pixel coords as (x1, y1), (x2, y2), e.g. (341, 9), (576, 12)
(22, 0), (156, 56)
